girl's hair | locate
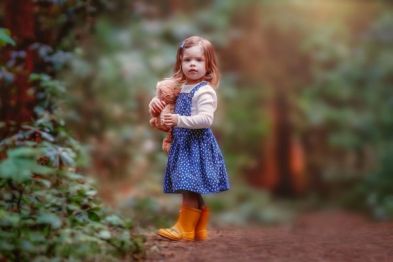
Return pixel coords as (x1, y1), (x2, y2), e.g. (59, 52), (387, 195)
(171, 36), (220, 88)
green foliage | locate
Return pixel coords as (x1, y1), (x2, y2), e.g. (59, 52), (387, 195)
(212, 182), (296, 225)
(343, 143), (393, 220)
(296, 8), (393, 218)
(300, 11), (393, 146)
(119, 196), (172, 228)
(0, 1), (145, 260)
(223, 85), (269, 152)
(0, 147), (52, 182)
(0, 145), (143, 261)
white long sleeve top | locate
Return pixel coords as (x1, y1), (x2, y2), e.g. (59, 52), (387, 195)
(149, 82), (217, 129)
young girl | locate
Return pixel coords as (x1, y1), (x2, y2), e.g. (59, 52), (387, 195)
(148, 36), (230, 241)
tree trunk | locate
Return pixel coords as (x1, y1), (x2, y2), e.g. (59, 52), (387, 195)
(250, 88), (307, 197)
(1, 0), (36, 139)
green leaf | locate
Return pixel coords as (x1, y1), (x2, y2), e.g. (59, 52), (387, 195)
(85, 189), (97, 197)
(66, 204), (80, 213)
(71, 211), (89, 225)
(40, 131), (55, 142)
(87, 211), (101, 222)
(37, 213), (62, 229)
(98, 230), (111, 240)
(27, 232), (46, 243)
(0, 28), (15, 47)
(104, 215), (123, 227)
(0, 153), (53, 183)
(8, 147), (37, 159)
(36, 178), (51, 188)
(65, 172), (84, 180)
(29, 73), (49, 82)
(20, 240), (34, 252)
(0, 210), (20, 227)
(59, 150), (75, 166)
(0, 240), (14, 251)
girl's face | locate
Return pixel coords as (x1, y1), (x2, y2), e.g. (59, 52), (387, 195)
(181, 45), (206, 84)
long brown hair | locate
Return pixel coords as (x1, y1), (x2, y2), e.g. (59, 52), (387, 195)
(171, 36), (220, 88)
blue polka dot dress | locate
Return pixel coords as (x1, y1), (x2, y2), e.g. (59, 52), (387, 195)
(164, 81), (230, 194)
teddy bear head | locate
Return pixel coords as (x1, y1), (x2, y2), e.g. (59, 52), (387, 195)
(156, 78), (181, 104)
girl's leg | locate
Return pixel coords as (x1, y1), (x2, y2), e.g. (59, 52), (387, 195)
(182, 191), (199, 209)
(182, 191), (207, 209)
(195, 194), (209, 240)
(197, 194), (206, 209)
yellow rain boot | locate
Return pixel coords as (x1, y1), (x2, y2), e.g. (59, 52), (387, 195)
(195, 207), (209, 240)
(157, 206), (201, 241)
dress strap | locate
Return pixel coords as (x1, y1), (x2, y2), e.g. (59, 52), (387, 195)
(190, 81), (208, 97)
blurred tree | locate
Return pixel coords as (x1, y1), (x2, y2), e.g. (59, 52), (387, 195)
(297, 1), (392, 198)
(223, 1), (312, 196)
(1, 0), (36, 138)
(297, 2), (393, 217)
(222, 0), (392, 199)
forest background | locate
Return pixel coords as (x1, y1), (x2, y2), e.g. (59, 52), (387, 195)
(0, 0), (392, 260)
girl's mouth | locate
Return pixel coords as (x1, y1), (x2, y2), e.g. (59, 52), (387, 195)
(189, 69), (198, 73)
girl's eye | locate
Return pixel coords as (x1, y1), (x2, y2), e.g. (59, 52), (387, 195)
(184, 58), (190, 62)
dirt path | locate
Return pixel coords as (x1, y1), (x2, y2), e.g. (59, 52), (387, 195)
(144, 209), (393, 261)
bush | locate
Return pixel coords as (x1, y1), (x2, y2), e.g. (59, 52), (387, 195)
(0, 145), (144, 261)
(343, 143), (393, 220)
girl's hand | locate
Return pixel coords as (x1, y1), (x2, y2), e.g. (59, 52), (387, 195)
(163, 113), (178, 127)
(149, 97), (166, 115)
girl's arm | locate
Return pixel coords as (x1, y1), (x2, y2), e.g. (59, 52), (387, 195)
(176, 88), (217, 129)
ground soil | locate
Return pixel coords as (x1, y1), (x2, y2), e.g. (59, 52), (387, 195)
(143, 208), (393, 262)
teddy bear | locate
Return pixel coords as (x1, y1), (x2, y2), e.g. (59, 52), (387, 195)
(149, 78), (181, 153)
